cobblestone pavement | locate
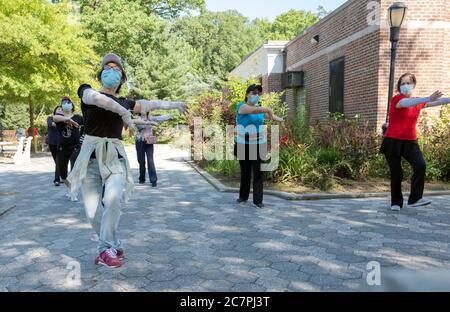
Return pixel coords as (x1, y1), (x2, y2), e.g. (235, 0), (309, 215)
(1, 145), (449, 292)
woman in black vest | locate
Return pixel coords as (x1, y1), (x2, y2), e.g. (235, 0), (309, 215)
(53, 97), (84, 183)
(47, 106), (63, 186)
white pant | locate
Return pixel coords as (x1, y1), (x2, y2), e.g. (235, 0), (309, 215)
(81, 159), (126, 253)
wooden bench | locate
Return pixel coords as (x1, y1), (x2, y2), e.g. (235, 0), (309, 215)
(0, 137), (33, 165)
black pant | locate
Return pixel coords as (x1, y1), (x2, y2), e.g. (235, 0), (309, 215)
(135, 139), (157, 184)
(57, 145), (80, 180)
(384, 143), (426, 207)
(237, 143), (265, 205)
(49, 144), (60, 183)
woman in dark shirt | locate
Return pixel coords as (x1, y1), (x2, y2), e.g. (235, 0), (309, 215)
(53, 97), (84, 183)
(67, 53), (185, 268)
(47, 106), (63, 186)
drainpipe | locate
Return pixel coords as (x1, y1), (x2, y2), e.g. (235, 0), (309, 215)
(281, 48), (288, 105)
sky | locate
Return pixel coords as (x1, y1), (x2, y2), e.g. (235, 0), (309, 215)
(205, 0), (348, 21)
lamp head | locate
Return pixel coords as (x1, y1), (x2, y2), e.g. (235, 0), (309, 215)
(388, 2), (407, 28)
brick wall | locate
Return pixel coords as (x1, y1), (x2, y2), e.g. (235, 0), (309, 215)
(262, 74), (283, 94)
(376, 0), (450, 131)
(286, 0), (373, 69)
(284, 0), (450, 130)
(285, 0), (382, 127)
(262, 75), (269, 94)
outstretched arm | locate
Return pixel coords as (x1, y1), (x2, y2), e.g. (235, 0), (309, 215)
(149, 114), (173, 122)
(81, 88), (133, 128)
(397, 90), (443, 108)
(134, 100), (185, 115)
(133, 114), (173, 128)
(425, 97), (450, 108)
(133, 119), (158, 126)
(265, 113), (284, 123)
(239, 104), (271, 115)
(397, 97), (432, 108)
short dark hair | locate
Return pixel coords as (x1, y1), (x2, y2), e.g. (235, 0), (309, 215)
(397, 73), (417, 93)
(244, 84), (263, 102)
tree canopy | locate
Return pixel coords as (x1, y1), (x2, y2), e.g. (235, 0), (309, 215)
(172, 10), (266, 86)
(253, 9), (321, 41)
(0, 0), (325, 132)
(0, 0), (97, 136)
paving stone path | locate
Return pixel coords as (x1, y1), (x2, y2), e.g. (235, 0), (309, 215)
(1, 145), (449, 291)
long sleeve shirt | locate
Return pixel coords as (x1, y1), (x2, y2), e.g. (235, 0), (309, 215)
(135, 114), (173, 140)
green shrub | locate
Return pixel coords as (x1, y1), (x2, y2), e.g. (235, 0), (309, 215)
(205, 159), (240, 179)
(368, 154), (390, 178)
(191, 79), (450, 189)
(313, 114), (380, 179)
(293, 104), (312, 144)
(418, 106), (450, 181)
(316, 147), (343, 167)
(302, 167), (334, 191)
(272, 143), (315, 183)
(334, 161), (354, 179)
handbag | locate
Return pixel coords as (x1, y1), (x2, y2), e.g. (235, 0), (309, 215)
(142, 127), (157, 145)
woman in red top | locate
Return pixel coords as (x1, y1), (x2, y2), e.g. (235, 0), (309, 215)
(381, 73), (449, 211)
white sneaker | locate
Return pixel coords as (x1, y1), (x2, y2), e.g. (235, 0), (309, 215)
(407, 198), (432, 208)
(65, 193), (79, 202)
(390, 205), (401, 212)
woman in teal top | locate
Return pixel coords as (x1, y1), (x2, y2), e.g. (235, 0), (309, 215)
(235, 84), (283, 209)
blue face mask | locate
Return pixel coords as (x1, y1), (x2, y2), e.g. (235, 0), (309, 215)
(249, 95), (260, 104)
(400, 84), (414, 95)
(62, 102), (73, 112)
(101, 69), (122, 89)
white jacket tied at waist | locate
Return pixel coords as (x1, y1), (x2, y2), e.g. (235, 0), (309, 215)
(66, 135), (134, 203)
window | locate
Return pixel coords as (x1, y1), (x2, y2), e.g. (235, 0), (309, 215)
(294, 87), (306, 112)
(294, 87), (309, 130)
(329, 57), (345, 114)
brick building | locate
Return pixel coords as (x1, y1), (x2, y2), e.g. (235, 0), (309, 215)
(232, 0), (450, 131)
(230, 41), (288, 94)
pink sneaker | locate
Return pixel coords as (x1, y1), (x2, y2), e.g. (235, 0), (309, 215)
(116, 249), (125, 261)
(95, 248), (122, 268)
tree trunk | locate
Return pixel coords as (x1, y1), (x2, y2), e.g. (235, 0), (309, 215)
(29, 99), (37, 153)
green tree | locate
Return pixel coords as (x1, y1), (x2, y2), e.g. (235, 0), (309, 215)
(76, 0), (205, 19)
(317, 5), (331, 19)
(78, 0), (208, 100)
(251, 17), (273, 40)
(0, 0), (97, 149)
(0, 102), (29, 129)
(252, 8), (323, 41)
(270, 9), (320, 41)
(132, 34), (203, 100)
(173, 10), (265, 86)
(79, 0), (166, 70)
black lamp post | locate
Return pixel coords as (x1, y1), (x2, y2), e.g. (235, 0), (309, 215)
(383, 2), (407, 132)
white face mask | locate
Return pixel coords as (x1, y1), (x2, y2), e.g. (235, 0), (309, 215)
(400, 84), (414, 95)
(62, 102), (73, 112)
(249, 95), (260, 104)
